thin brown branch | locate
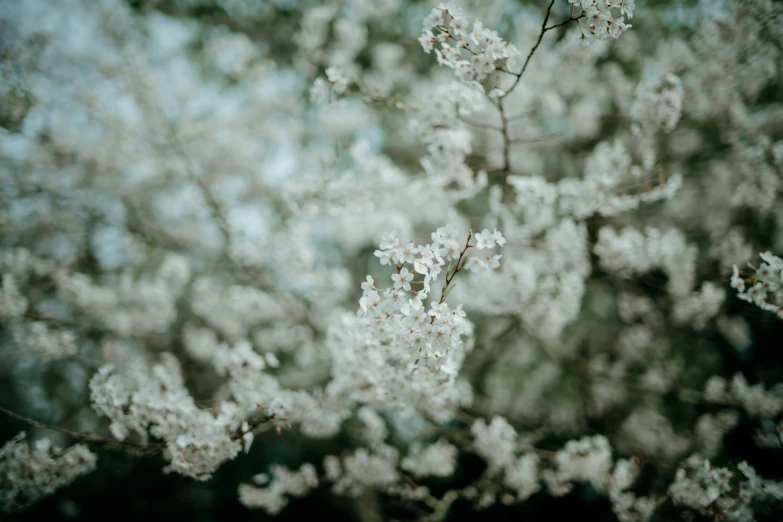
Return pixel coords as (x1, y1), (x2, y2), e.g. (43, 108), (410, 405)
(163, 121), (232, 249)
(0, 405), (161, 456)
(439, 232), (473, 304)
(503, 0), (557, 91)
(498, 100), (513, 203)
(136, 69), (272, 291)
(509, 132), (563, 145)
(0, 404), (278, 457)
(22, 309), (168, 350)
(502, 3), (584, 97)
(545, 14), (585, 31)
(229, 412), (277, 441)
(506, 109), (537, 121)
(430, 232), (474, 326)
(491, 3), (584, 205)
(458, 115), (503, 132)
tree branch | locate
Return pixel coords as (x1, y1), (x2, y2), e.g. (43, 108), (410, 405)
(0, 405), (161, 456)
(502, 3), (584, 98)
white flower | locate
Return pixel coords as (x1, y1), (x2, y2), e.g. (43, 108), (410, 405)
(309, 77), (330, 104)
(379, 230), (400, 250)
(414, 255), (433, 275)
(422, 274), (433, 295)
(759, 251), (783, 271)
(241, 422), (254, 453)
(419, 5), (521, 89)
(475, 228), (501, 249)
(374, 249), (393, 266)
(757, 263), (777, 285)
(488, 88), (505, 99)
(325, 66), (350, 93)
(399, 242), (419, 264)
(359, 291), (380, 313)
(449, 16), (468, 37)
(432, 224), (459, 244)
(429, 301), (449, 318)
(0, 274), (28, 319)
(439, 239), (462, 260)
(414, 244), (440, 276)
(402, 439), (458, 478)
(464, 257), (484, 272)
(732, 252), (783, 319)
(487, 254), (502, 269)
(264, 353), (280, 368)
(620, 0), (636, 18)
(361, 276), (375, 292)
(391, 267), (414, 291)
(423, 8), (444, 32)
(419, 31), (436, 53)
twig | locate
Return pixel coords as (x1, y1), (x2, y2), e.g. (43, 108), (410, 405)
(498, 100), (512, 203)
(436, 232), (473, 307)
(545, 14), (585, 31)
(163, 120), (233, 251)
(490, 3), (583, 204)
(506, 110), (537, 121)
(0, 405), (161, 456)
(509, 132), (562, 145)
(502, 5), (585, 95)
(458, 115), (503, 132)
(502, 0), (558, 94)
(138, 70), (272, 291)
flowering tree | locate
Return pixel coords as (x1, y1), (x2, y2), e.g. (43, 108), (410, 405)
(1, 0), (783, 520)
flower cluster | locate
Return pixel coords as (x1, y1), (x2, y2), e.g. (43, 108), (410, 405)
(331, 226), (504, 415)
(367, 225), (503, 306)
(467, 416), (654, 518)
(408, 81), (486, 194)
(238, 464), (318, 515)
(324, 445), (400, 497)
(400, 438), (458, 478)
(11, 321), (77, 361)
(381, 225), (502, 274)
(547, 435), (614, 493)
(0, 433), (97, 513)
(731, 252), (783, 320)
(309, 66), (352, 104)
(0, 274), (27, 319)
(419, 2), (520, 86)
(631, 73), (684, 134)
(89, 357), (247, 481)
(703, 373), (783, 419)
(570, 0), (634, 44)
(669, 456), (783, 521)
(53, 259), (187, 336)
(503, 140), (682, 234)
(594, 226), (697, 299)
(471, 416), (518, 470)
